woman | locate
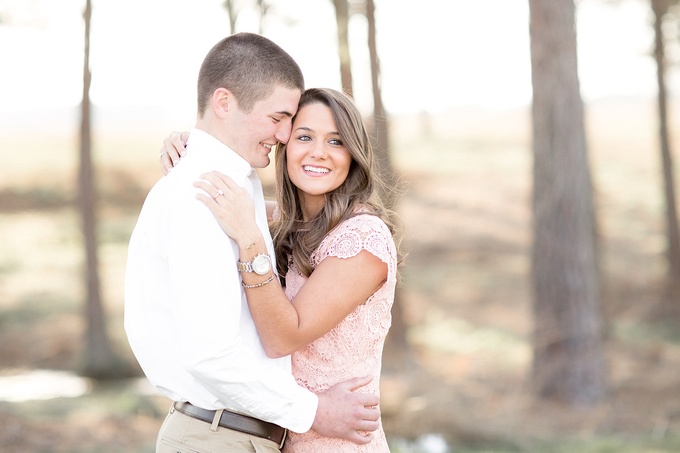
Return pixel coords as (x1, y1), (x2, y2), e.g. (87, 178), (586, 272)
(164, 88), (400, 452)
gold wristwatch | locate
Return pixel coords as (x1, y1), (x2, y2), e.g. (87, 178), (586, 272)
(237, 253), (272, 276)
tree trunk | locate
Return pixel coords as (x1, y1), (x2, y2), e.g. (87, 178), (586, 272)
(223, 0), (237, 33)
(528, 0), (607, 405)
(652, 0), (680, 313)
(255, 0), (269, 35)
(364, 0), (411, 371)
(79, 0), (116, 379)
(332, 0), (353, 96)
(366, 0), (392, 198)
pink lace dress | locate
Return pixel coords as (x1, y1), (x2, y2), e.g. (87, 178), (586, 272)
(283, 213), (397, 453)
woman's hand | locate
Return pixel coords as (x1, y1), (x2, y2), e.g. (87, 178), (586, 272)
(194, 171), (262, 249)
(160, 131), (189, 175)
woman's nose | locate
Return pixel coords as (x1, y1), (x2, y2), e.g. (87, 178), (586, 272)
(309, 142), (327, 159)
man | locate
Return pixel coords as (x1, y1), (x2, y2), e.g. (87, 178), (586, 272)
(124, 33), (379, 453)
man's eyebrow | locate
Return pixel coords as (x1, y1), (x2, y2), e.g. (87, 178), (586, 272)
(275, 110), (295, 117)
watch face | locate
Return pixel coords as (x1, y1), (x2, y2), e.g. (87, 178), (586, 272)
(252, 254), (271, 275)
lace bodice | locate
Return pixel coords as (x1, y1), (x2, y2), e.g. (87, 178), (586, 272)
(283, 213), (397, 453)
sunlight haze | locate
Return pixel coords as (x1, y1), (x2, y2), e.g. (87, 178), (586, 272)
(0, 0), (672, 117)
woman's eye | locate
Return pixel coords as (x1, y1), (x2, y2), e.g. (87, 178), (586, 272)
(329, 138), (343, 146)
(298, 135), (312, 142)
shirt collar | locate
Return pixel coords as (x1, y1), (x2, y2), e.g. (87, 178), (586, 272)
(185, 128), (254, 179)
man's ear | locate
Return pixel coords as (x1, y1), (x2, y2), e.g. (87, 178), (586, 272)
(212, 88), (232, 118)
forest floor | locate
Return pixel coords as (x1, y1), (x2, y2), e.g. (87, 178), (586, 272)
(1, 102), (680, 452)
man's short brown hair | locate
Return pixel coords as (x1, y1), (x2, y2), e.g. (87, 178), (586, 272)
(197, 33), (304, 116)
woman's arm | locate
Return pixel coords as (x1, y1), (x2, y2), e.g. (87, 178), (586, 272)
(265, 251), (387, 356)
(195, 171), (387, 358)
(237, 241), (386, 358)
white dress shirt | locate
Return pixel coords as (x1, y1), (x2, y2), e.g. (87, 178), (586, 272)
(124, 129), (318, 433)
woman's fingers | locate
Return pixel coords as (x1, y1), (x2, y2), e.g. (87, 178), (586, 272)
(162, 132), (186, 164)
(194, 178), (233, 204)
(200, 171), (239, 193)
(193, 173), (254, 213)
(193, 179), (216, 197)
(180, 131), (190, 146)
(195, 192), (215, 211)
(159, 151), (174, 176)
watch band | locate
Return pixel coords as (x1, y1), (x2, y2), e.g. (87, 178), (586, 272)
(237, 253), (271, 274)
(236, 261), (255, 273)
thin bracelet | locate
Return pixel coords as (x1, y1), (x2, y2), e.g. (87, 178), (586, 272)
(242, 274), (275, 289)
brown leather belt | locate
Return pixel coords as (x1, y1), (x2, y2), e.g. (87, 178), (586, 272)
(173, 401), (287, 448)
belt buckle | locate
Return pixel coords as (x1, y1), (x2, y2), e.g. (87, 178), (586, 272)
(278, 429), (288, 449)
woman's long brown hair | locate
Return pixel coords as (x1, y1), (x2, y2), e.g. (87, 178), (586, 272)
(270, 88), (399, 281)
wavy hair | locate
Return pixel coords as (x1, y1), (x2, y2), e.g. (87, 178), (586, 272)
(271, 88), (399, 280)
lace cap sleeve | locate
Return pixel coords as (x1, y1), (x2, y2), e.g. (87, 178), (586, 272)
(311, 214), (395, 267)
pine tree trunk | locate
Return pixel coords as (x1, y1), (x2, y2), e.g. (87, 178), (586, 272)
(333, 0), (353, 97)
(364, 0), (411, 370)
(528, 0), (607, 405)
(651, 0), (680, 313)
(79, 0), (116, 379)
(223, 0), (237, 33)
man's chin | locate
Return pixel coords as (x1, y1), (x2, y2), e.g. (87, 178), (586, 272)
(254, 156), (271, 169)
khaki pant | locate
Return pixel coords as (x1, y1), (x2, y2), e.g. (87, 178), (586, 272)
(156, 404), (281, 453)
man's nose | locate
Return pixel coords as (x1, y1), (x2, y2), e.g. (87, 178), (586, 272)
(275, 122), (292, 144)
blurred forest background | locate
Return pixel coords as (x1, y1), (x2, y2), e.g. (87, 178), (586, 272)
(1, 0), (680, 452)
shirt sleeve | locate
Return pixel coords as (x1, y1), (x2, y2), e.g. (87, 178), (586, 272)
(165, 183), (317, 433)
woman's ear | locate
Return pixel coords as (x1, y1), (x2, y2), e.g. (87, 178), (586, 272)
(212, 88), (232, 118)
